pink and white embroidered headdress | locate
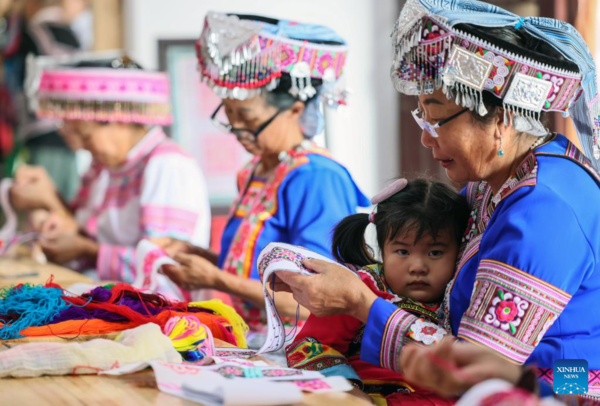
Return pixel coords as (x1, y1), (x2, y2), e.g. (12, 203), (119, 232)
(36, 61), (172, 126)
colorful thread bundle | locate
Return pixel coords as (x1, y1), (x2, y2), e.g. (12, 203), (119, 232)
(0, 282), (248, 348)
(190, 300), (248, 348)
(0, 284), (71, 339)
(163, 315), (214, 362)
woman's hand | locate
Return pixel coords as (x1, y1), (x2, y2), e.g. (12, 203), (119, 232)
(152, 239), (219, 265)
(40, 233), (98, 265)
(14, 165), (55, 189)
(10, 182), (59, 211)
(10, 165), (62, 211)
(276, 258), (378, 321)
(400, 338), (522, 398)
(40, 211), (79, 238)
(161, 253), (222, 291)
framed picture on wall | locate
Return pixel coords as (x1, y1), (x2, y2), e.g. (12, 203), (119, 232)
(158, 39), (251, 213)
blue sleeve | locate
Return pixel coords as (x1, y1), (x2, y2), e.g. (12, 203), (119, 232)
(280, 161), (367, 258)
(457, 184), (593, 364)
(359, 298), (448, 372)
(360, 298), (399, 367)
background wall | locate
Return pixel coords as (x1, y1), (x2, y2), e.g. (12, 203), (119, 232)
(122, 0), (400, 197)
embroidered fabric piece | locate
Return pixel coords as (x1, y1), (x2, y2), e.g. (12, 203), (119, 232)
(255, 243), (357, 354)
(457, 260), (571, 364)
(407, 319), (447, 345)
(380, 310), (419, 372)
(197, 12), (348, 107)
(37, 68), (172, 125)
(286, 338), (349, 371)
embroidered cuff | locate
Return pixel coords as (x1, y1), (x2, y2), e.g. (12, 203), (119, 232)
(458, 260), (571, 364)
(361, 298), (419, 372)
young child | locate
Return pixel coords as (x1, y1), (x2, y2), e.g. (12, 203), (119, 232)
(286, 178), (470, 405)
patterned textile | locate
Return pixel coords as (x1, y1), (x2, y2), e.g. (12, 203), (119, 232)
(287, 265), (452, 405)
(37, 67), (172, 125)
(217, 143), (368, 332)
(94, 127), (211, 283)
(457, 260), (571, 363)
(391, 0), (600, 168)
(196, 12), (347, 104)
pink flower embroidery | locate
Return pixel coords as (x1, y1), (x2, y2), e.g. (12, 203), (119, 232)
(316, 54), (333, 75)
(485, 289), (529, 335)
(409, 319), (446, 345)
(495, 300), (518, 322)
(280, 44), (297, 68)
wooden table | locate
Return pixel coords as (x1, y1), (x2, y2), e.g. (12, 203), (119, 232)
(0, 258), (92, 288)
(0, 371), (370, 405)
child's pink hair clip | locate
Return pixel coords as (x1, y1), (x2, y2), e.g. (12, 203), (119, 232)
(371, 179), (408, 205)
(369, 179), (408, 223)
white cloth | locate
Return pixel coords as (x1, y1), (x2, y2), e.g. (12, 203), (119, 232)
(0, 324), (181, 378)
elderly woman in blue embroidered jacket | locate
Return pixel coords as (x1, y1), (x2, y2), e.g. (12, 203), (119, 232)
(276, 0), (600, 398)
(161, 13), (369, 338)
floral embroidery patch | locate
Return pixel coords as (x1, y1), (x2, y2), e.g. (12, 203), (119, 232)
(458, 260), (571, 364)
(407, 319), (447, 345)
(485, 290), (529, 335)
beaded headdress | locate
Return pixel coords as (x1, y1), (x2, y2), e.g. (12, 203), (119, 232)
(392, 0), (600, 167)
(196, 12), (348, 107)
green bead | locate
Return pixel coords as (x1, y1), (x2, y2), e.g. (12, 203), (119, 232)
(498, 150), (505, 157)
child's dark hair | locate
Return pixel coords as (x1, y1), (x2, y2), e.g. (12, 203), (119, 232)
(332, 179), (470, 266)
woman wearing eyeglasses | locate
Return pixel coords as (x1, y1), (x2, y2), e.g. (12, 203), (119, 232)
(273, 0), (600, 398)
(161, 13), (369, 340)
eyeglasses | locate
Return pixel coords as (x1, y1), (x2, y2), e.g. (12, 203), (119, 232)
(411, 107), (469, 138)
(210, 103), (284, 143)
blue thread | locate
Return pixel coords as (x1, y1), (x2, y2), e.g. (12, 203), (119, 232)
(71, 296), (93, 308)
(0, 285), (71, 339)
(515, 17), (525, 29)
